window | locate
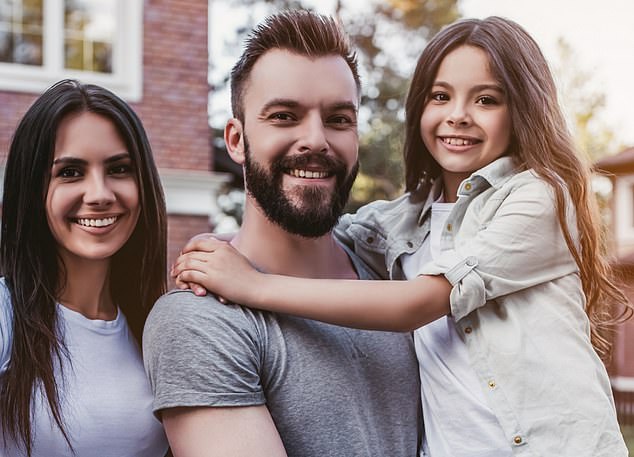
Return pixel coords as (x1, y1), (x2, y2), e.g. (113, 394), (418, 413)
(0, 0), (142, 101)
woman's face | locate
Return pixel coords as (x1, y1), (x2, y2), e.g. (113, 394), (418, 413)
(45, 111), (140, 268)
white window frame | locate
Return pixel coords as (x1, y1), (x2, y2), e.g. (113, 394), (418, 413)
(0, 0), (142, 101)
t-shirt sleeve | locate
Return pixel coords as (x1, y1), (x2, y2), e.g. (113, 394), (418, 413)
(142, 290), (266, 415)
(419, 176), (580, 320)
(0, 278), (14, 373)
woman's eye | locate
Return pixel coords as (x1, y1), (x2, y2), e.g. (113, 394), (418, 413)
(109, 164), (133, 175)
(57, 167), (81, 178)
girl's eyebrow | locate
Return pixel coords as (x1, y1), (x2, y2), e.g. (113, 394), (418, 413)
(432, 81), (503, 93)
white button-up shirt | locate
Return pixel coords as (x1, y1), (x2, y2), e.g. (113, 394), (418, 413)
(335, 157), (627, 456)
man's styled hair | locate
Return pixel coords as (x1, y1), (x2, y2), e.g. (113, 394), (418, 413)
(230, 9), (360, 123)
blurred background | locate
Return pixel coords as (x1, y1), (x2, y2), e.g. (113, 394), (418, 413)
(0, 0), (632, 448)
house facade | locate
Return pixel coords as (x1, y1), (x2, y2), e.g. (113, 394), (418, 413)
(595, 147), (634, 425)
(0, 0), (229, 274)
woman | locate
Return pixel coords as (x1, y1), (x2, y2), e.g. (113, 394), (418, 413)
(0, 80), (168, 456)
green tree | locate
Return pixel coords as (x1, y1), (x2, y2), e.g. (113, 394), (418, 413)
(209, 0), (460, 209)
(554, 38), (622, 162)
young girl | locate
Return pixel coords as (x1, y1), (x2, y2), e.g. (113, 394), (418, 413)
(173, 17), (631, 456)
(0, 80), (169, 456)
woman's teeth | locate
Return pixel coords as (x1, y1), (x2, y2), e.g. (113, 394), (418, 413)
(76, 216), (117, 227)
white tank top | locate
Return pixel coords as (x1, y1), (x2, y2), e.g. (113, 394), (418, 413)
(401, 201), (512, 457)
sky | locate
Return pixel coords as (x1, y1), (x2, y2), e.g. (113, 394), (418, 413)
(209, 0), (634, 148)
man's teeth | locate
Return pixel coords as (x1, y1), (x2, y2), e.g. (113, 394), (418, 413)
(443, 137), (477, 146)
(289, 169), (329, 179)
(76, 217), (117, 228)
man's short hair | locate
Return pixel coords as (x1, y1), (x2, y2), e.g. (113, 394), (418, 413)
(230, 10), (360, 123)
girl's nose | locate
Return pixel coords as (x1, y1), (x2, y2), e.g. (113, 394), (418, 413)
(446, 105), (472, 127)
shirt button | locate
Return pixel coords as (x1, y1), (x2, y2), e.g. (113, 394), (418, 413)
(406, 241), (413, 248)
(464, 182), (472, 191)
(513, 435), (523, 445)
(366, 236), (374, 244)
(465, 256), (477, 267)
(446, 223), (452, 232)
(464, 327), (472, 334)
(488, 380), (496, 389)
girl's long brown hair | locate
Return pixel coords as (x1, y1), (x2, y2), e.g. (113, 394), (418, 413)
(403, 16), (632, 360)
(0, 80), (167, 455)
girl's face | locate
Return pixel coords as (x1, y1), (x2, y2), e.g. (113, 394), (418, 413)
(45, 111), (140, 268)
(420, 45), (512, 200)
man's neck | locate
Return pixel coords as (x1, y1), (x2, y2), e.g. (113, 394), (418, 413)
(232, 203), (357, 280)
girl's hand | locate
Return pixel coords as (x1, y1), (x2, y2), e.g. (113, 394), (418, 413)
(171, 237), (260, 305)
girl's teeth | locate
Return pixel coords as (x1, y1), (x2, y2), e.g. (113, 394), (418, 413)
(444, 137), (475, 146)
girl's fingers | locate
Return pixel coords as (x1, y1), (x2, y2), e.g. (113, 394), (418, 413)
(182, 236), (227, 254)
(190, 283), (207, 296)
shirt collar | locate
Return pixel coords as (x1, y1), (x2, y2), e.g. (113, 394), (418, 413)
(416, 156), (519, 226)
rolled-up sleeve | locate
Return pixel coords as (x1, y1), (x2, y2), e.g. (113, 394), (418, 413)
(420, 177), (579, 321)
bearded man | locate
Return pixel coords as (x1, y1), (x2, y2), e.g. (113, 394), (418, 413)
(143, 10), (420, 457)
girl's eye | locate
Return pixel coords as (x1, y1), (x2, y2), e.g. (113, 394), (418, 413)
(430, 92), (449, 102)
(57, 167), (81, 178)
(476, 95), (498, 105)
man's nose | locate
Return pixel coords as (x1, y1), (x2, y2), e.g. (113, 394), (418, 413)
(296, 112), (328, 153)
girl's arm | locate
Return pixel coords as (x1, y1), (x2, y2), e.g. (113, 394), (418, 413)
(172, 238), (451, 332)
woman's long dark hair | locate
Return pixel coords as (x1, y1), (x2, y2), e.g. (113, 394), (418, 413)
(403, 17), (632, 360)
(0, 79), (167, 455)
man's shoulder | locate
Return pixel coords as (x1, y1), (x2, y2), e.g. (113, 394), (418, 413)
(144, 289), (265, 347)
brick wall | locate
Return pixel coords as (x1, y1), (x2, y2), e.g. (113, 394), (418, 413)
(166, 214), (212, 287)
(135, 0), (210, 171)
(0, 92), (37, 161)
(0, 0), (215, 283)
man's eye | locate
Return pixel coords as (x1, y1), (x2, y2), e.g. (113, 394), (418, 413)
(329, 115), (354, 125)
(269, 112), (295, 121)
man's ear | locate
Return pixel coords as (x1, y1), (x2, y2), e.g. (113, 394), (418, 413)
(225, 118), (245, 165)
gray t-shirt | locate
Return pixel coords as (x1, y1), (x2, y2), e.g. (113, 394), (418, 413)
(143, 252), (420, 457)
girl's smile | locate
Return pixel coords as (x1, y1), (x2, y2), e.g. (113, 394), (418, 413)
(420, 45), (512, 201)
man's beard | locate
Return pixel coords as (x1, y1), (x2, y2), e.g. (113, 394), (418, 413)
(243, 136), (358, 238)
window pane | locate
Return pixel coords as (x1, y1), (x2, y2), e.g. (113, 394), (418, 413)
(64, 0), (114, 73)
(0, 0), (43, 66)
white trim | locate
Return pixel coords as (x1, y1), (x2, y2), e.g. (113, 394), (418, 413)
(159, 168), (232, 218)
(0, 0), (143, 101)
(611, 376), (634, 392)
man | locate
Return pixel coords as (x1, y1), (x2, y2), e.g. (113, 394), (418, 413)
(143, 10), (420, 456)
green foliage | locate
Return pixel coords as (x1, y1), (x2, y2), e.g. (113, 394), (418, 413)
(554, 38), (623, 162)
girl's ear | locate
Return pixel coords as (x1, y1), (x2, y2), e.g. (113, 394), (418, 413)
(224, 118), (245, 165)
